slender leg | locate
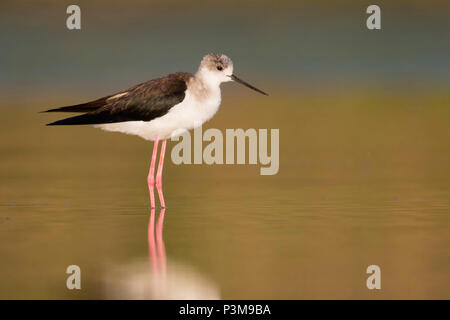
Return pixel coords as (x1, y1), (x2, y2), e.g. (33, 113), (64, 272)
(147, 138), (159, 209)
(156, 140), (167, 208)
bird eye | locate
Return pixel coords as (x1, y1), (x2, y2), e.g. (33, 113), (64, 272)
(217, 66), (223, 71)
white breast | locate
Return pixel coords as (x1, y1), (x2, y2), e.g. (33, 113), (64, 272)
(94, 87), (222, 141)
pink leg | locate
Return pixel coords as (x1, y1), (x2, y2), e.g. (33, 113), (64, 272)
(147, 138), (159, 209)
(156, 140), (167, 208)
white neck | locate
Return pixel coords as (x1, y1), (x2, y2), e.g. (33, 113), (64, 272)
(187, 70), (222, 102)
(195, 69), (223, 89)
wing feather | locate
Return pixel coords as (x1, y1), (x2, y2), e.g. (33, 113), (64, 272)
(45, 72), (192, 125)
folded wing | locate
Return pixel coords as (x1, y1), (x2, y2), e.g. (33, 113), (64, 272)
(44, 72), (192, 126)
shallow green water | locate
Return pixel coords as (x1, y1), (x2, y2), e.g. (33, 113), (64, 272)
(0, 91), (450, 299)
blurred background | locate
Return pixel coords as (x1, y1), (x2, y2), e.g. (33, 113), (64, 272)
(0, 0), (449, 299)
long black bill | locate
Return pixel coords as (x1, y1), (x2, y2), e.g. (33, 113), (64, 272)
(230, 74), (268, 96)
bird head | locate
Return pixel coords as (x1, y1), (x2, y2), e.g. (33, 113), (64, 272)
(197, 54), (268, 95)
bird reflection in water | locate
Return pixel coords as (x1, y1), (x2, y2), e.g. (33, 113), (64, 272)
(148, 208), (167, 295)
(102, 208), (220, 299)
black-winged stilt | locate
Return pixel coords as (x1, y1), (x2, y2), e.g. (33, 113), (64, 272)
(43, 54), (268, 208)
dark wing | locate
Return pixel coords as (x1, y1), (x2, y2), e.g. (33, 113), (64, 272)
(44, 72), (192, 125)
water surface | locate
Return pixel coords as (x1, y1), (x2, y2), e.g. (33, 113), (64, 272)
(1, 91), (449, 299)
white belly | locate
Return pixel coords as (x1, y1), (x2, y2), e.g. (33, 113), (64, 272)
(94, 90), (221, 141)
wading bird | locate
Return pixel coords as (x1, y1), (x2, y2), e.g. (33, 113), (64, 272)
(43, 54), (268, 208)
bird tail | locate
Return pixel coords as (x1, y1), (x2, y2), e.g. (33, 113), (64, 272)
(46, 113), (102, 126)
(41, 96), (110, 113)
